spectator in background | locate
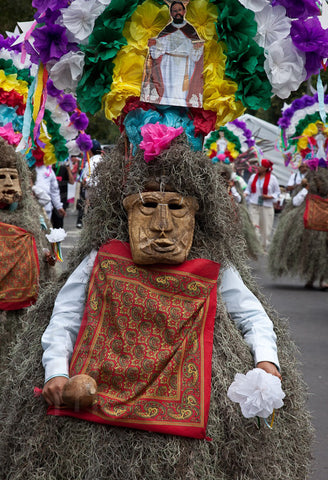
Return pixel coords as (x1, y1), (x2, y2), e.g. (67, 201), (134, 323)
(51, 160), (75, 228)
(76, 140), (103, 228)
(34, 165), (65, 222)
(245, 159), (280, 253)
(286, 161), (308, 193)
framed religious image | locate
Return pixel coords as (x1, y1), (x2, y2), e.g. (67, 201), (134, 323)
(140, 0), (204, 108)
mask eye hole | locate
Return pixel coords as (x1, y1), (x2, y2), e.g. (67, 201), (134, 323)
(0, 175), (5, 179)
(143, 202), (158, 209)
(168, 203), (183, 210)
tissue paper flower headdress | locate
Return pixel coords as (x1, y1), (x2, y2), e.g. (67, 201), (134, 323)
(0, 32), (91, 166)
(16, 0), (328, 157)
(204, 118), (257, 168)
(278, 93), (328, 170)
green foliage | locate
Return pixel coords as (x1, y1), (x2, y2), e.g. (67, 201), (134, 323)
(86, 110), (120, 146)
(0, 1), (36, 35)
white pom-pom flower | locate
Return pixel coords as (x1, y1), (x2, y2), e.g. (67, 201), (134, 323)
(45, 228), (67, 243)
(227, 368), (285, 419)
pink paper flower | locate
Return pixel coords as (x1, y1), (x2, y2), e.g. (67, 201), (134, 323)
(0, 124), (22, 146)
(139, 123), (184, 162)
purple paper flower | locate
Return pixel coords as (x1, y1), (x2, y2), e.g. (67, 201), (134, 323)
(59, 94), (77, 112)
(291, 18), (328, 56)
(46, 79), (63, 98)
(304, 51), (323, 78)
(272, 0), (321, 19)
(70, 112), (89, 131)
(34, 8), (62, 25)
(0, 34), (21, 52)
(76, 133), (93, 152)
(32, 24), (69, 64)
(32, 0), (68, 14)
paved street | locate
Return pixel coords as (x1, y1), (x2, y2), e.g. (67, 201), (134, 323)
(60, 207), (327, 480)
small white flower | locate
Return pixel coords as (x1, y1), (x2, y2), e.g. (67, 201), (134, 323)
(61, 0), (104, 42)
(227, 368), (285, 419)
(255, 5), (291, 49)
(264, 38), (306, 99)
(45, 228), (67, 243)
(49, 51), (85, 92)
(67, 139), (82, 156)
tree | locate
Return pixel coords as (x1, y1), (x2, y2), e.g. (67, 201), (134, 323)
(0, 1), (36, 35)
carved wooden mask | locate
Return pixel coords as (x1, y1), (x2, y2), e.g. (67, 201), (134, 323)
(123, 191), (199, 264)
(0, 168), (22, 205)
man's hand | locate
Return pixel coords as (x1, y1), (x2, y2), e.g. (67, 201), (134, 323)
(148, 38), (156, 47)
(256, 361), (282, 380)
(42, 376), (69, 406)
(57, 208), (66, 217)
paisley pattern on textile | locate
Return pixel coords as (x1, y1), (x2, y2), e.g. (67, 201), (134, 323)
(303, 194), (328, 232)
(50, 240), (220, 438)
(0, 221), (39, 310)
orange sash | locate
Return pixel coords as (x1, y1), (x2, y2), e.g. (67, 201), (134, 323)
(0, 221), (39, 310)
(49, 240), (220, 438)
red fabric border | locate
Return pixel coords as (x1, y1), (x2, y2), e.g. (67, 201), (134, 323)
(48, 240), (220, 438)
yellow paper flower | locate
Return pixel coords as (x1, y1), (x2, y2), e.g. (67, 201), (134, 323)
(123, 0), (170, 48)
(0, 71), (29, 99)
(104, 46), (147, 121)
(297, 123), (318, 151)
(186, 0), (218, 41)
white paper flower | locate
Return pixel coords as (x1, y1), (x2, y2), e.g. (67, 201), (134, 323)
(62, 0), (104, 42)
(237, 0), (270, 12)
(255, 5), (291, 49)
(49, 51), (85, 92)
(60, 123), (79, 141)
(264, 38), (306, 99)
(66, 139), (82, 156)
(227, 368), (285, 419)
(45, 228), (67, 243)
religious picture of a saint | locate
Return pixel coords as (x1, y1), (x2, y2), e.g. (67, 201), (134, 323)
(140, 0), (204, 108)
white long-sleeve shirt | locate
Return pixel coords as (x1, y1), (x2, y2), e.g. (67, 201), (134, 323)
(245, 173), (281, 208)
(35, 165), (63, 218)
(292, 187), (308, 207)
(42, 251), (280, 383)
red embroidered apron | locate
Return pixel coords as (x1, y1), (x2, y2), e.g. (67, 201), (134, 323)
(0, 221), (39, 310)
(49, 240), (220, 438)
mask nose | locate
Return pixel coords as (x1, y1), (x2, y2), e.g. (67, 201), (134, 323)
(4, 173), (14, 186)
(150, 204), (174, 234)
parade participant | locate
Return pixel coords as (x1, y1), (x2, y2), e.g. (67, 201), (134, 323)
(34, 164), (66, 222)
(0, 133), (312, 480)
(269, 165), (328, 290)
(51, 160), (75, 228)
(215, 162), (262, 259)
(0, 138), (56, 366)
(245, 159), (280, 252)
(286, 161), (309, 193)
(272, 95), (328, 289)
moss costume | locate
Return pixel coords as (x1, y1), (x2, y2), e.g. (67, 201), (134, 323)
(269, 168), (328, 284)
(0, 138), (312, 480)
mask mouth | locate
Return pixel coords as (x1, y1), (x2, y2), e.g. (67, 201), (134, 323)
(3, 189), (16, 194)
(151, 239), (175, 252)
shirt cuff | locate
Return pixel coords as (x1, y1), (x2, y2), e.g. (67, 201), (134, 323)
(253, 346), (280, 371)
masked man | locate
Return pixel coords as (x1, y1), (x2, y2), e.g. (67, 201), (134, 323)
(0, 134), (311, 480)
